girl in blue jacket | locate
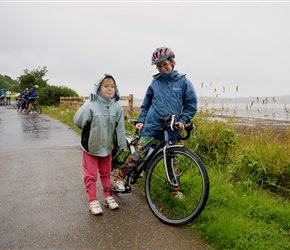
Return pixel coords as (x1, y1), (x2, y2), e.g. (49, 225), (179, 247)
(74, 74), (127, 215)
(112, 47), (198, 198)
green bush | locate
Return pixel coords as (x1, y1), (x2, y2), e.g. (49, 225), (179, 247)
(38, 85), (78, 105)
(0, 74), (21, 92)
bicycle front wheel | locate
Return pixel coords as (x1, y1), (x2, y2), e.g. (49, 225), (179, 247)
(145, 146), (209, 226)
(13, 102), (19, 109)
(35, 103), (42, 114)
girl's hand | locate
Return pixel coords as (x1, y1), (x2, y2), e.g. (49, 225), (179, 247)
(175, 122), (184, 131)
(136, 123), (144, 131)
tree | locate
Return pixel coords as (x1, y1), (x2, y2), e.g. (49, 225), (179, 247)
(2, 66), (79, 104)
(0, 74), (21, 92)
(18, 66), (49, 90)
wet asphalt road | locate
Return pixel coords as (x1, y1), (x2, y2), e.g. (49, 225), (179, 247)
(0, 105), (209, 250)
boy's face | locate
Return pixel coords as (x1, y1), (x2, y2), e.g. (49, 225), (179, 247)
(100, 78), (116, 100)
(156, 59), (175, 74)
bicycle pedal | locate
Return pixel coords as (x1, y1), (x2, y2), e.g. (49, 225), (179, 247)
(120, 184), (131, 194)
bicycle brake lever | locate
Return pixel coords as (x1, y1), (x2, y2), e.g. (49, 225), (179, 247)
(170, 114), (176, 131)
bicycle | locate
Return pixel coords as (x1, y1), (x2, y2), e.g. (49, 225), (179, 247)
(0, 97), (7, 106)
(112, 113), (209, 226)
(14, 98), (28, 112)
(28, 97), (42, 114)
(13, 99), (20, 109)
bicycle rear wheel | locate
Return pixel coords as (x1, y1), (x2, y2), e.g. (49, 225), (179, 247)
(145, 146), (209, 226)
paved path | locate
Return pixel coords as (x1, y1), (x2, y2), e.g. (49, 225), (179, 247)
(0, 105), (209, 250)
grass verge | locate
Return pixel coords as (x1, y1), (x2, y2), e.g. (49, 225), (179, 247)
(192, 169), (289, 250)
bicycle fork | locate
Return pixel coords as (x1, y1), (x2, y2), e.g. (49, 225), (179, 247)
(163, 145), (180, 188)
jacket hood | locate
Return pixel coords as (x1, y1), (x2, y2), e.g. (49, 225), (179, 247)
(90, 74), (120, 102)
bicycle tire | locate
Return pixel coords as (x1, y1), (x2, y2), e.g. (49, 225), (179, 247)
(13, 102), (18, 109)
(145, 146), (209, 226)
(35, 103), (42, 114)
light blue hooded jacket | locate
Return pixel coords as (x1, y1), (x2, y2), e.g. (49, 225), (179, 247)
(74, 74), (127, 157)
(138, 70), (197, 142)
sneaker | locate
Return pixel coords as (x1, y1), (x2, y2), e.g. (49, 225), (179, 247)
(111, 179), (125, 192)
(103, 196), (119, 210)
(173, 191), (185, 200)
(29, 111), (33, 114)
(89, 200), (103, 215)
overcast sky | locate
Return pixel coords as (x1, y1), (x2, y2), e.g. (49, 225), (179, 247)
(0, 1), (289, 99)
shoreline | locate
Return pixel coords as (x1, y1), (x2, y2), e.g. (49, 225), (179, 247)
(209, 114), (290, 127)
(132, 106), (290, 126)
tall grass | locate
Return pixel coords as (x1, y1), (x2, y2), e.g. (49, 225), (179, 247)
(42, 103), (290, 250)
(189, 115), (290, 195)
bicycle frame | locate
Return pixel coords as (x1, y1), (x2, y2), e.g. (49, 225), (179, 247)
(120, 113), (192, 190)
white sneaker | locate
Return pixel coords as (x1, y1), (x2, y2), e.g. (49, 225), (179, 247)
(111, 179), (125, 192)
(29, 111), (33, 114)
(103, 196), (119, 210)
(89, 200), (103, 215)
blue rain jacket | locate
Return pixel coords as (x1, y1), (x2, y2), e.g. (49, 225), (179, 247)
(138, 70), (197, 141)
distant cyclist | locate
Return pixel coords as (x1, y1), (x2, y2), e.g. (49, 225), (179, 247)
(27, 85), (39, 114)
(5, 88), (11, 105)
(14, 92), (21, 101)
(18, 88), (29, 112)
(0, 89), (5, 104)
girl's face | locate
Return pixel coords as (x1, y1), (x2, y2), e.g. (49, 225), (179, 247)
(156, 59), (175, 74)
(99, 78), (116, 100)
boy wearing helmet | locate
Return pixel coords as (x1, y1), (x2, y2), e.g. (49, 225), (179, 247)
(27, 85), (39, 114)
(112, 47), (197, 197)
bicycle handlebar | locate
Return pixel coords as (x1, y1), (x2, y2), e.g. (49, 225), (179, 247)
(128, 113), (194, 140)
(177, 122), (194, 140)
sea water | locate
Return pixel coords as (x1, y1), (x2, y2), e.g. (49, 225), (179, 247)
(201, 102), (289, 121)
(120, 99), (290, 121)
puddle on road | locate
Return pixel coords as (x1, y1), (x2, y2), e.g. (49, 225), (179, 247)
(0, 106), (80, 151)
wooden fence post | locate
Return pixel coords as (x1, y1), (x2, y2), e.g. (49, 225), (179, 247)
(128, 94), (133, 117)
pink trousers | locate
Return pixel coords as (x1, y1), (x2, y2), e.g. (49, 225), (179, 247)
(82, 151), (112, 202)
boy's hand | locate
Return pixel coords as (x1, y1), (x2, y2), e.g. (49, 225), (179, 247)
(175, 122), (184, 131)
(136, 123), (144, 131)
